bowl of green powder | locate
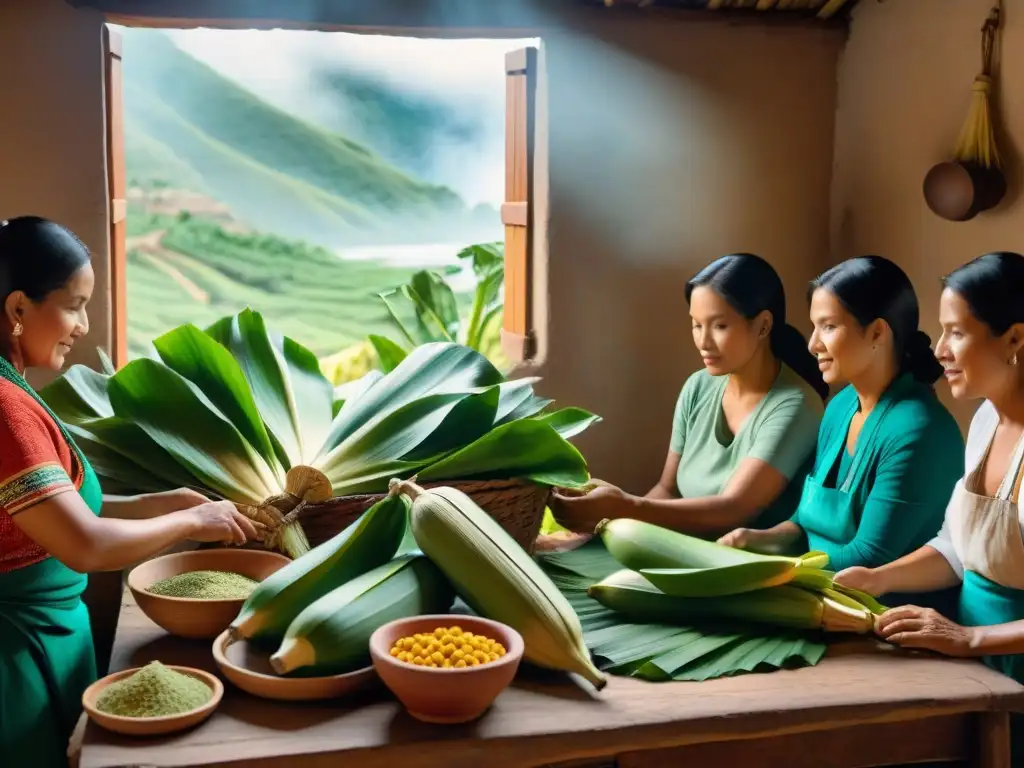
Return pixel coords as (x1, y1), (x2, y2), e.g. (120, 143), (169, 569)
(82, 661), (223, 736)
(128, 548), (292, 639)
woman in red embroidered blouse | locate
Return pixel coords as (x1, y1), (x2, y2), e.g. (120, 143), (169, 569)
(0, 217), (261, 768)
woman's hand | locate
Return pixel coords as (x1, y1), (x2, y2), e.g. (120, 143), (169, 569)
(833, 566), (885, 596)
(183, 501), (263, 546)
(717, 527), (754, 549)
(550, 484), (634, 534)
(874, 605), (978, 657)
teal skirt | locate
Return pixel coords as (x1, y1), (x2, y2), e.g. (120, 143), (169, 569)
(0, 557), (96, 768)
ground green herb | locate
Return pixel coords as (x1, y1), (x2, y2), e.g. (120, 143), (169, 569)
(147, 570), (258, 599)
(95, 661), (212, 718)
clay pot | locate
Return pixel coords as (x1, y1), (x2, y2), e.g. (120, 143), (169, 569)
(211, 630), (379, 701)
(127, 548), (291, 639)
(923, 160), (1006, 222)
(82, 665), (222, 736)
(369, 614), (524, 724)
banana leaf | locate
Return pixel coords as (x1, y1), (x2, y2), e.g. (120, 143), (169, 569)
(40, 309), (601, 558)
(538, 541), (827, 683)
(367, 334), (407, 374)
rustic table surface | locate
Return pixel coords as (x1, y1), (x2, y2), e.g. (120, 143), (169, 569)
(72, 589), (1024, 768)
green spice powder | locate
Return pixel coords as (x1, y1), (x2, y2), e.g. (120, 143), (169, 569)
(95, 661), (212, 718)
(147, 570), (258, 599)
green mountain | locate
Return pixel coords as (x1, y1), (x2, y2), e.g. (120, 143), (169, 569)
(120, 28), (469, 247)
(312, 67), (482, 182)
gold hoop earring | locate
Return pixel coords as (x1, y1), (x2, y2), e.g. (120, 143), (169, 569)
(12, 322), (23, 337)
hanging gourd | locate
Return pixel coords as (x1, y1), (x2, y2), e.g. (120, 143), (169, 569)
(923, 2), (1006, 222)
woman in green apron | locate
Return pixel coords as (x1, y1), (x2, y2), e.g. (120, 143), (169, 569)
(836, 253), (1024, 716)
(719, 256), (964, 611)
(0, 216), (261, 768)
(549, 253), (827, 537)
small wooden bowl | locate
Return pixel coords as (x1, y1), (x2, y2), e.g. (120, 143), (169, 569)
(211, 630), (378, 701)
(128, 549), (291, 639)
(82, 665), (222, 736)
(369, 614), (524, 724)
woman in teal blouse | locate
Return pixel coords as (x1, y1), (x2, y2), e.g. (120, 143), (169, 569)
(719, 256), (965, 602)
(550, 253), (827, 537)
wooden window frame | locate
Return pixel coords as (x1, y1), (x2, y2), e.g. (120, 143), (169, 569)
(102, 23), (543, 368)
(104, 25), (128, 369)
(501, 45), (539, 365)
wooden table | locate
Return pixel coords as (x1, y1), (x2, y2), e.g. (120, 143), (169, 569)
(74, 591), (1024, 768)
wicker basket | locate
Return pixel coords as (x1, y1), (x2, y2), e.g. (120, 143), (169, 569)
(297, 478), (550, 554)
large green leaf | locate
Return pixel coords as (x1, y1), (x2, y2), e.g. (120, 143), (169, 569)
(319, 342), (503, 455)
(212, 309), (333, 467)
(320, 388), (500, 493)
(534, 408), (602, 441)
(494, 377), (543, 424)
(39, 365), (113, 424)
(107, 358), (279, 504)
(416, 419), (591, 488)
(332, 370), (383, 417)
(538, 542), (828, 683)
(457, 242), (504, 280)
(367, 334), (408, 374)
(152, 324), (280, 473)
(410, 270), (459, 340)
(70, 417), (204, 492)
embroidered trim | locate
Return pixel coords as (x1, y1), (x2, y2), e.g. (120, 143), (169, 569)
(0, 462), (76, 515)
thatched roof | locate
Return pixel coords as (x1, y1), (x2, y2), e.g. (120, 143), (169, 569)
(65, 0), (861, 29)
(597, 0), (857, 21)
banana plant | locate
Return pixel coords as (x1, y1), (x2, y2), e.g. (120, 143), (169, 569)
(371, 241), (505, 374)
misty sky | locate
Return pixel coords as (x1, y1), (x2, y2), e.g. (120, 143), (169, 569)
(167, 29), (538, 207)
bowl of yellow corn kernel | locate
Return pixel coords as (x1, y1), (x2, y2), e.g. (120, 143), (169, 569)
(369, 614), (524, 724)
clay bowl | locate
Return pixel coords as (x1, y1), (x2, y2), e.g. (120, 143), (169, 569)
(211, 629), (378, 701)
(82, 665), (222, 736)
(127, 548), (291, 639)
(369, 614), (524, 724)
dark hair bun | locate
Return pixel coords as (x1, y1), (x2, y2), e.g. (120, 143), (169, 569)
(904, 330), (943, 385)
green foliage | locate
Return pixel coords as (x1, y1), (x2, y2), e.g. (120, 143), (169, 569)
(375, 242), (506, 371)
(126, 218), (422, 360)
(41, 312), (600, 526)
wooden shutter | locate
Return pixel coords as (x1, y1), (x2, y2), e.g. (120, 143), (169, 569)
(501, 46), (538, 363)
(105, 26), (128, 368)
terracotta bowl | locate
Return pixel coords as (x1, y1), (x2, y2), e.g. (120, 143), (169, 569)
(369, 614), (524, 724)
(211, 629), (378, 701)
(82, 665), (222, 736)
(127, 548), (291, 639)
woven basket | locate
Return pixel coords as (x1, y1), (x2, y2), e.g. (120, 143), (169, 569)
(297, 478), (550, 554)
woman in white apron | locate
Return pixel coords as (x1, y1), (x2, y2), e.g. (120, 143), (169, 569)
(835, 251), (1024, 702)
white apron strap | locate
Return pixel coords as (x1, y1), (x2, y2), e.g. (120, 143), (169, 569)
(996, 430), (1024, 502)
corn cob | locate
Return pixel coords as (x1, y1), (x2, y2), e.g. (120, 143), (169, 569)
(229, 493), (409, 645)
(589, 569), (874, 634)
(596, 517), (829, 597)
(270, 554), (454, 676)
(392, 479), (608, 690)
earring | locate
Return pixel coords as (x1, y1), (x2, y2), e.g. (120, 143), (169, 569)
(12, 322), (22, 337)
(1013, 353), (1018, 366)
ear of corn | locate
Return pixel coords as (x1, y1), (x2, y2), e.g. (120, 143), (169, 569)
(597, 517), (832, 597)
(269, 554), (454, 676)
(588, 569), (874, 634)
(393, 479), (608, 690)
(229, 493), (409, 644)
(637, 562), (798, 597)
